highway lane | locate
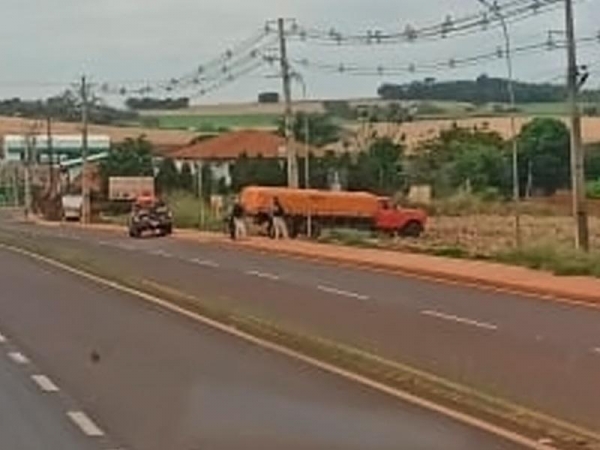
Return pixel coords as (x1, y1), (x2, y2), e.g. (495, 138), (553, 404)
(0, 247), (530, 450)
(3, 221), (600, 430)
(0, 333), (108, 450)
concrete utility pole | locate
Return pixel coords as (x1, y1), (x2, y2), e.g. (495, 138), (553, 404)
(46, 113), (55, 196)
(477, 0), (521, 248)
(23, 135), (33, 219)
(564, 0), (589, 251)
(278, 18), (299, 188)
(80, 75), (91, 225)
(293, 73), (310, 189)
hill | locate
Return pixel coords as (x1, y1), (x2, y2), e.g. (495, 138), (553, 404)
(378, 75), (600, 105)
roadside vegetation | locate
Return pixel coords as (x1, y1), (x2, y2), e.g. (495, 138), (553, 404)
(92, 112), (600, 278)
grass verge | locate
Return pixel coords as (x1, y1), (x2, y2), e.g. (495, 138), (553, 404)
(496, 245), (600, 277)
(1, 230), (599, 450)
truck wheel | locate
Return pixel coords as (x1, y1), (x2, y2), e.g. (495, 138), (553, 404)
(400, 221), (424, 238)
(129, 227), (142, 238)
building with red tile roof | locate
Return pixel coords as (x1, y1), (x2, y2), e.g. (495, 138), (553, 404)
(171, 129), (318, 187)
(172, 129), (311, 160)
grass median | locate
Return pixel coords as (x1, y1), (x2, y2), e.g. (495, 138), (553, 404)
(0, 229), (599, 450)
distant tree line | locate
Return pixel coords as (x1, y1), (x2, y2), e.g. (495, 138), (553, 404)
(378, 74), (600, 104)
(125, 97), (189, 110)
(0, 91), (138, 125)
(257, 92), (280, 104)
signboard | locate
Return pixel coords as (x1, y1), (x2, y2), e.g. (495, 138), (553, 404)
(109, 177), (155, 201)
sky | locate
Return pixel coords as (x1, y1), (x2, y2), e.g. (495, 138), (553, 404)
(0, 0), (598, 105)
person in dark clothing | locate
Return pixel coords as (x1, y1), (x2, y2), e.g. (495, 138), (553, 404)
(271, 197), (288, 239)
(229, 200), (246, 240)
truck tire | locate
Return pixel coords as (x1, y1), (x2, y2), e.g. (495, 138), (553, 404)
(129, 225), (142, 238)
(400, 221), (424, 238)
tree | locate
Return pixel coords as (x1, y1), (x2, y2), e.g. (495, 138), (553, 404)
(156, 158), (180, 193)
(180, 162), (194, 192)
(125, 97), (189, 110)
(450, 142), (510, 194)
(230, 153), (286, 192)
(258, 92), (279, 104)
(365, 137), (405, 194)
(408, 126), (509, 197)
(517, 118), (570, 196)
(277, 113), (342, 148)
(377, 76), (581, 104)
(99, 136), (155, 195)
(585, 144), (600, 181)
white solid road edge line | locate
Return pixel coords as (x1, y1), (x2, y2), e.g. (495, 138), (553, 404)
(2, 244), (564, 450)
(31, 374), (60, 392)
(422, 309), (499, 331)
(67, 411), (105, 437)
(8, 351), (30, 364)
(317, 285), (370, 301)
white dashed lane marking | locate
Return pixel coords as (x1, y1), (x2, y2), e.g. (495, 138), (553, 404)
(31, 375), (60, 392)
(0, 332), (6, 343)
(421, 310), (498, 331)
(593, 347), (600, 355)
(246, 270), (281, 281)
(317, 285), (370, 301)
(8, 351), (30, 364)
(67, 411), (105, 437)
(190, 258), (220, 268)
(150, 249), (173, 258)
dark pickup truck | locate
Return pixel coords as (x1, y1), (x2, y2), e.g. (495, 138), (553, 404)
(128, 197), (173, 238)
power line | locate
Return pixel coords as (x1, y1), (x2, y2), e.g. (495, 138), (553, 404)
(281, 0), (565, 47)
(96, 29), (278, 97)
(289, 33), (600, 77)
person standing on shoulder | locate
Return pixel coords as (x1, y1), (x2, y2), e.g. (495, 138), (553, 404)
(231, 199), (247, 240)
(271, 196), (288, 239)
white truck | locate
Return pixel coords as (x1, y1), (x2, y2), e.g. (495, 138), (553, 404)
(61, 195), (83, 221)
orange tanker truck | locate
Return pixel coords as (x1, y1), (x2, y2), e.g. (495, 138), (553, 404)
(240, 186), (427, 238)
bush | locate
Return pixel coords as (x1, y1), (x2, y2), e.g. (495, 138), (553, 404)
(587, 179), (600, 199)
(167, 191), (223, 231)
(318, 228), (375, 248)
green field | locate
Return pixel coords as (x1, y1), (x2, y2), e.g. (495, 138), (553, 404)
(142, 114), (280, 132)
(136, 100), (598, 133)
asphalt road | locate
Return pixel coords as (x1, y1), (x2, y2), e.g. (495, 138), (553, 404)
(0, 346), (105, 450)
(0, 244), (528, 450)
(2, 219), (600, 431)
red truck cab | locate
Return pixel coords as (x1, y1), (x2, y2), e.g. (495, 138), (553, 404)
(374, 198), (427, 237)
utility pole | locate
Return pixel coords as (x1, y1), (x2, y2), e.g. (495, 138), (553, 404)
(24, 134), (33, 219)
(46, 113), (55, 197)
(80, 75), (91, 225)
(304, 117), (310, 189)
(565, 0), (589, 251)
(278, 18), (299, 188)
(477, 0), (521, 248)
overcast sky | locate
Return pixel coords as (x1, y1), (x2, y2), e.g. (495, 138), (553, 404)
(0, 0), (598, 104)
